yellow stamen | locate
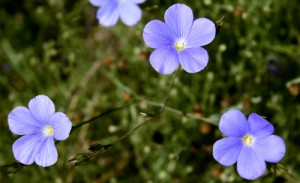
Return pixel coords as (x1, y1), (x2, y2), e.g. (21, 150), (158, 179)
(42, 125), (54, 136)
(243, 135), (254, 146)
(174, 40), (186, 51)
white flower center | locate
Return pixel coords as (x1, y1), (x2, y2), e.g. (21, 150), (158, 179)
(42, 125), (54, 136)
(174, 39), (186, 51)
(242, 135), (254, 146)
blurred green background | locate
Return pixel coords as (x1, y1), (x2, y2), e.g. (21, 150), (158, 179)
(0, 0), (300, 182)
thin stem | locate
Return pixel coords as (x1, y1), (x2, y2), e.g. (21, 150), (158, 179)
(142, 100), (218, 126)
(159, 66), (181, 113)
(215, 15), (226, 35)
(110, 117), (150, 145)
(70, 101), (135, 133)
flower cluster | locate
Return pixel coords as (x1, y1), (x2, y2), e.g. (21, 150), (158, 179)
(213, 110), (286, 180)
(5, 3), (287, 182)
(8, 95), (72, 167)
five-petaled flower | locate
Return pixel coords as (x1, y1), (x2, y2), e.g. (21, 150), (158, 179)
(143, 4), (216, 74)
(89, 0), (145, 27)
(213, 110), (286, 180)
(8, 95), (72, 167)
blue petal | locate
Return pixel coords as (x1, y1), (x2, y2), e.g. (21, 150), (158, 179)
(89, 0), (110, 7)
(187, 18), (216, 47)
(237, 146), (266, 180)
(248, 113), (274, 139)
(96, 3), (119, 27)
(8, 106), (40, 135)
(179, 47), (208, 73)
(149, 47), (179, 74)
(28, 95), (55, 125)
(49, 112), (72, 141)
(164, 4), (193, 38)
(213, 137), (242, 166)
(12, 134), (46, 165)
(35, 137), (58, 167)
(143, 20), (174, 49)
(119, 3), (142, 26)
(219, 110), (248, 137)
(254, 135), (286, 163)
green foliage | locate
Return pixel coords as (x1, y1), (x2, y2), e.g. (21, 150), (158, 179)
(0, 0), (299, 182)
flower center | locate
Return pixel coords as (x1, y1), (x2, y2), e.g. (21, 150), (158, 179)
(42, 125), (54, 136)
(174, 39), (186, 51)
(242, 135), (254, 146)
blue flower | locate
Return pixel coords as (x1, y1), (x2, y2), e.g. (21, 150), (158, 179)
(213, 110), (286, 180)
(8, 95), (72, 167)
(89, 0), (145, 27)
(143, 4), (216, 74)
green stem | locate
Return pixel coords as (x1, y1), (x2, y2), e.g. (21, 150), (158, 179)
(142, 100), (217, 126)
(70, 101), (136, 134)
(159, 66), (181, 113)
(110, 117), (152, 145)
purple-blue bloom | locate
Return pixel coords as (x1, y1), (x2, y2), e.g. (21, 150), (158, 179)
(8, 95), (72, 167)
(213, 110), (286, 180)
(143, 4), (216, 74)
(89, 0), (145, 27)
